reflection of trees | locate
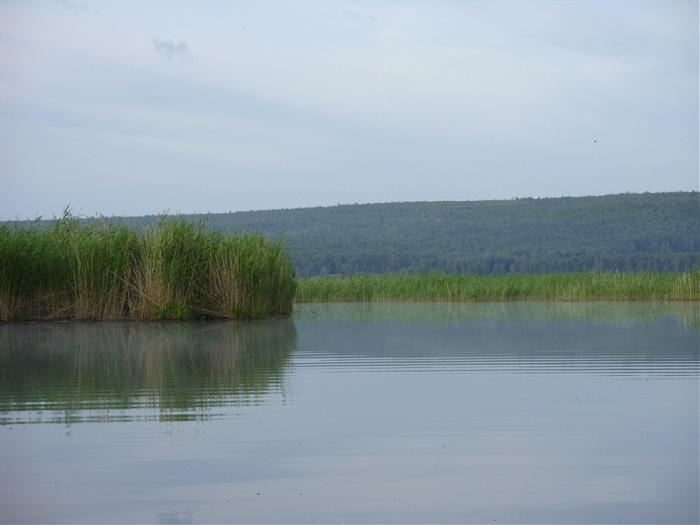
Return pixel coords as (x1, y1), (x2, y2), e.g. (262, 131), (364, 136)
(0, 320), (296, 421)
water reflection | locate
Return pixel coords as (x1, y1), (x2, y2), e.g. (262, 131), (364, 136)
(295, 300), (700, 327)
(0, 303), (697, 523)
(0, 320), (296, 424)
(293, 302), (699, 376)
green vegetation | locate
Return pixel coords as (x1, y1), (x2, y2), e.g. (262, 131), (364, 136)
(0, 213), (296, 321)
(296, 272), (700, 302)
(95, 191), (698, 276)
(2, 193), (697, 318)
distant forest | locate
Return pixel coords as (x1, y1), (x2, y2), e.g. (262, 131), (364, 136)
(15, 192), (700, 276)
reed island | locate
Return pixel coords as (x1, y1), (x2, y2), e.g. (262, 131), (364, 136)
(0, 214), (296, 321)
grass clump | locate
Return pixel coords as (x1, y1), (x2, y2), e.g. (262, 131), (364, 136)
(296, 272), (700, 303)
(0, 214), (296, 321)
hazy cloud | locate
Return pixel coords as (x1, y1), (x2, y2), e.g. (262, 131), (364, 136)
(152, 38), (194, 62)
(342, 9), (377, 22)
(55, 0), (90, 10)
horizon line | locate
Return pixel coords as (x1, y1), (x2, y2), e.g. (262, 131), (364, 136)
(2, 189), (697, 223)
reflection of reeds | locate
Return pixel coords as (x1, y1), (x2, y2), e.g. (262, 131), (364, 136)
(296, 272), (700, 303)
(0, 214), (296, 321)
(0, 320), (296, 419)
(290, 304), (699, 376)
(294, 301), (700, 329)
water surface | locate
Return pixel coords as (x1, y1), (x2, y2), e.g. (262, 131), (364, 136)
(1, 302), (698, 523)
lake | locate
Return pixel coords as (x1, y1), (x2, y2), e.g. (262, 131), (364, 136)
(1, 302), (698, 523)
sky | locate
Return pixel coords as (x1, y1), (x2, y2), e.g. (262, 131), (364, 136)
(0, 0), (697, 220)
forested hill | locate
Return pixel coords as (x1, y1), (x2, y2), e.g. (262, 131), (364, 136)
(19, 192), (700, 276)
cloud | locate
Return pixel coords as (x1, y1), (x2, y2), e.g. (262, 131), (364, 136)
(55, 0), (89, 10)
(152, 38), (194, 62)
(342, 9), (377, 23)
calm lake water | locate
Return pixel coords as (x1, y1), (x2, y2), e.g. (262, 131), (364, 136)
(1, 302), (698, 524)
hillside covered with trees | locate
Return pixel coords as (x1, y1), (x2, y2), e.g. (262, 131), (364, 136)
(17, 192), (700, 276)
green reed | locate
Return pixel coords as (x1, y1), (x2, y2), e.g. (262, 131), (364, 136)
(0, 215), (296, 321)
(296, 272), (700, 303)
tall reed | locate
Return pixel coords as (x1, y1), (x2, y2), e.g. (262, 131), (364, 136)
(0, 216), (296, 321)
(296, 272), (700, 302)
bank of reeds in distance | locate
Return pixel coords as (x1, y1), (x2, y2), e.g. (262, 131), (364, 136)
(0, 214), (296, 321)
(296, 272), (700, 302)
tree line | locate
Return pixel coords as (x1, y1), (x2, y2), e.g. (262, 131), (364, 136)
(14, 192), (699, 277)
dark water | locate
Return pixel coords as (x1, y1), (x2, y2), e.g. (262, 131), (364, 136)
(0, 302), (698, 524)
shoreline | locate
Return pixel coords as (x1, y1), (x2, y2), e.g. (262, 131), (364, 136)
(3, 271), (698, 322)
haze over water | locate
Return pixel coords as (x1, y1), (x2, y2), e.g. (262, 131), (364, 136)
(1, 302), (698, 523)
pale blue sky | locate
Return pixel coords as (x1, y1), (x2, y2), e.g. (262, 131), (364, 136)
(0, 0), (697, 219)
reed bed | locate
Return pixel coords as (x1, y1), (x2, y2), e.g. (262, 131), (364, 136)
(0, 215), (296, 321)
(296, 272), (700, 303)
